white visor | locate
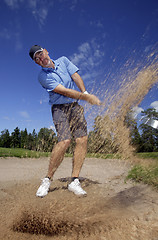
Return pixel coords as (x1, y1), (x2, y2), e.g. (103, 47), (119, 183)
(33, 48), (44, 59)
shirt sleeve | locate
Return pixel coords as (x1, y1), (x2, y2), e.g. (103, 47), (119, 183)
(38, 71), (60, 92)
(62, 56), (79, 76)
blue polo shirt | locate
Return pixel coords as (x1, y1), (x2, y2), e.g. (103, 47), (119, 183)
(38, 56), (79, 105)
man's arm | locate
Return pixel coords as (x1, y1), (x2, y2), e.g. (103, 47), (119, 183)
(71, 72), (86, 93)
(53, 84), (101, 105)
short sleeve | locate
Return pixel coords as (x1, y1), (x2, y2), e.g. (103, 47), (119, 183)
(62, 56), (79, 76)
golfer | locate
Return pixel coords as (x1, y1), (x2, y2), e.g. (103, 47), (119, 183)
(29, 45), (101, 197)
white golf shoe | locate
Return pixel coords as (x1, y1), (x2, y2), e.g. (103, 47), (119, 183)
(36, 177), (51, 197)
(68, 178), (87, 196)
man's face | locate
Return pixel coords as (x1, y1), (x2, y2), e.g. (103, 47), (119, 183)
(34, 49), (51, 67)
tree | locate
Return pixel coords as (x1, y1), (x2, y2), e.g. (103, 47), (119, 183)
(87, 116), (117, 153)
(27, 133), (34, 150)
(124, 112), (142, 152)
(141, 108), (158, 121)
(21, 128), (28, 149)
(139, 108), (158, 152)
(139, 123), (156, 152)
(0, 129), (11, 148)
(11, 127), (21, 148)
(37, 128), (57, 152)
(31, 129), (38, 150)
(131, 124), (142, 152)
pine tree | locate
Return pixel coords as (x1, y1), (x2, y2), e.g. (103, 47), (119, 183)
(11, 127), (21, 148)
(0, 129), (11, 148)
(139, 108), (158, 152)
(21, 128), (28, 149)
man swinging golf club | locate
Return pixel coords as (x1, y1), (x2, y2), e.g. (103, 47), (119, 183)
(29, 45), (101, 197)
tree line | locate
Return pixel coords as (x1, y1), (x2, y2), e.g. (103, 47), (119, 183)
(88, 107), (158, 153)
(0, 127), (58, 152)
(128, 108), (158, 152)
(0, 108), (158, 153)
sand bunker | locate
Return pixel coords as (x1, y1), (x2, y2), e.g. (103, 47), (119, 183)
(0, 157), (158, 240)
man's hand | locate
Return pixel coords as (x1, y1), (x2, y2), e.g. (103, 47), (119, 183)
(83, 94), (101, 105)
(53, 84), (101, 105)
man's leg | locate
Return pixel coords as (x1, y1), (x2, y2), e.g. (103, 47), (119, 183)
(72, 136), (88, 177)
(36, 139), (71, 197)
(47, 139), (71, 179)
(68, 135), (88, 196)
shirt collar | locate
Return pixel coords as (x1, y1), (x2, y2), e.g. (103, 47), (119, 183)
(42, 59), (60, 72)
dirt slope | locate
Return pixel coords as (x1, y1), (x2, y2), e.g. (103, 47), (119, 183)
(0, 157), (158, 240)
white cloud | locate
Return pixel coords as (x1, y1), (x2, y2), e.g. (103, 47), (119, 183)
(27, 0), (54, 27)
(4, 0), (52, 27)
(3, 0), (78, 29)
(144, 44), (153, 53)
(1, 2), (23, 50)
(132, 106), (144, 119)
(39, 92), (48, 105)
(28, 0), (37, 9)
(131, 102), (158, 120)
(32, 6), (49, 26)
(49, 125), (57, 134)
(70, 0), (77, 11)
(150, 101), (158, 111)
(4, 0), (18, 9)
(14, 31), (23, 51)
(90, 20), (104, 29)
(0, 26), (23, 51)
(70, 40), (104, 68)
(78, 42), (91, 54)
(0, 28), (11, 40)
(3, 116), (10, 120)
(4, 0), (24, 9)
(49, 125), (56, 131)
(39, 98), (47, 105)
(58, 0), (78, 11)
(70, 39), (104, 82)
(19, 111), (30, 119)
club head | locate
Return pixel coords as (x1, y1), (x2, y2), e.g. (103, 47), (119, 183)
(147, 119), (158, 129)
(142, 117), (158, 129)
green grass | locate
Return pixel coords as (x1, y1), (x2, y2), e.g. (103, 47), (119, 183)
(1, 147), (158, 189)
(136, 152), (158, 160)
(0, 147), (50, 158)
(1, 147), (158, 160)
(0, 148), (119, 159)
(126, 152), (158, 189)
(65, 152), (120, 159)
(86, 152), (120, 159)
(126, 164), (158, 189)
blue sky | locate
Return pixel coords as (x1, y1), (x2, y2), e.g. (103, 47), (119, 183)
(0, 0), (158, 134)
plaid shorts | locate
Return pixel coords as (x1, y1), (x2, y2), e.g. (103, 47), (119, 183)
(51, 102), (87, 142)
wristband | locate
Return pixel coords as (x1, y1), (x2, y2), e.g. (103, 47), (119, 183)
(83, 91), (89, 94)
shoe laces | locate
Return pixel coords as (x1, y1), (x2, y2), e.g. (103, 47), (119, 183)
(41, 177), (50, 185)
(73, 178), (80, 186)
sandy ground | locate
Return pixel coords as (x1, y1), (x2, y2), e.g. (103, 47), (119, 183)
(0, 157), (158, 240)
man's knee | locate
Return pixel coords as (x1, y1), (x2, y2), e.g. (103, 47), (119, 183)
(75, 136), (88, 145)
(58, 139), (71, 149)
